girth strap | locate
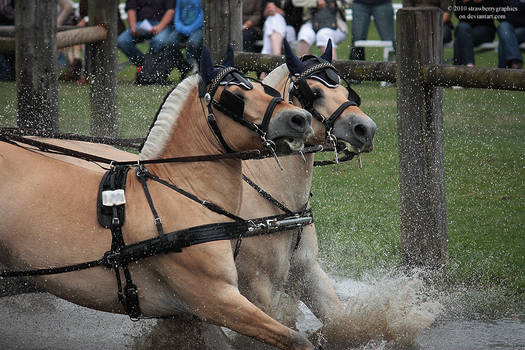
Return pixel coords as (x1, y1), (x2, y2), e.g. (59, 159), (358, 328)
(97, 166), (141, 320)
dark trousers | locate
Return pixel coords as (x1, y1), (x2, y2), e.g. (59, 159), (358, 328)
(242, 28), (260, 52)
(453, 22), (495, 65)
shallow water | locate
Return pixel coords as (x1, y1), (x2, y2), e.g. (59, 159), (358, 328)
(0, 275), (523, 350)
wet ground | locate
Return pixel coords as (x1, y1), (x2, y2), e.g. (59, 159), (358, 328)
(0, 279), (523, 350)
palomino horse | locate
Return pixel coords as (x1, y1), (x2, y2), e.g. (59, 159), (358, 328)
(0, 47), (321, 349)
(5, 43), (376, 348)
(234, 40), (377, 347)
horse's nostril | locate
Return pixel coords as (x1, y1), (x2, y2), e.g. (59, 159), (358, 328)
(354, 124), (367, 138)
(291, 114), (306, 130)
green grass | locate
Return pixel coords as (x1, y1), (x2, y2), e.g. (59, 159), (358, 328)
(1, 18), (523, 317)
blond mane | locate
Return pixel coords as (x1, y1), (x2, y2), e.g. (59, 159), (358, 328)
(140, 75), (200, 160)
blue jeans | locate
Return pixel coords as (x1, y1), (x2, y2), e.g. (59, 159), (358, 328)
(497, 21), (525, 68)
(117, 20), (174, 66)
(165, 28), (203, 69)
(0, 54), (15, 81)
(453, 22), (495, 65)
(350, 1), (396, 60)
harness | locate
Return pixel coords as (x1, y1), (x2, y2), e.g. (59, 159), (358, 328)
(288, 57), (361, 163)
(200, 66), (284, 159)
(0, 66), (315, 320)
(0, 63), (361, 320)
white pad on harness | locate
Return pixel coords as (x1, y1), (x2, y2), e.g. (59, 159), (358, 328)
(102, 189), (126, 206)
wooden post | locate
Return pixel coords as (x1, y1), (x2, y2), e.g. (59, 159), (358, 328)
(203, 0), (242, 61)
(396, 7), (448, 268)
(15, 0), (58, 134)
(87, 0), (119, 137)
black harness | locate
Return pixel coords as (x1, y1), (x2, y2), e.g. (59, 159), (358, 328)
(0, 64), (361, 320)
(0, 66), (315, 320)
(289, 59), (361, 148)
(200, 66), (284, 155)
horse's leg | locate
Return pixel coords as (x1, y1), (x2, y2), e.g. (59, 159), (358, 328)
(288, 224), (343, 322)
(159, 242), (315, 350)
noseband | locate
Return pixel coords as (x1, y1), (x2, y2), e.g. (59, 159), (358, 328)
(201, 66), (284, 153)
(289, 61), (361, 144)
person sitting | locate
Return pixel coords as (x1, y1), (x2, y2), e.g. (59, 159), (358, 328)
(294, 0), (348, 59)
(453, 0), (497, 66)
(497, 0), (525, 69)
(136, 0), (203, 85)
(117, 0), (175, 71)
(260, 0), (303, 55)
(242, 0), (264, 52)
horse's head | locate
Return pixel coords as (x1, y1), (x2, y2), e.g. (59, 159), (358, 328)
(199, 45), (313, 153)
(282, 39), (376, 154)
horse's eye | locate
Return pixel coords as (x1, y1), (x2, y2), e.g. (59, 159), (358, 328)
(312, 87), (322, 99)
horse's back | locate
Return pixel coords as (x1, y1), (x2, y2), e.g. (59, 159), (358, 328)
(0, 140), (105, 260)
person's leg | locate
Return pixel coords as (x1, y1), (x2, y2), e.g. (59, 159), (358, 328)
(371, 2), (395, 42)
(261, 14), (287, 54)
(285, 25), (297, 46)
(117, 21), (150, 66)
(316, 28), (347, 59)
(515, 26), (525, 44)
(497, 21), (522, 68)
(186, 28), (203, 68)
(164, 30), (192, 74)
(443, 22), (453, 44)
(454, 21), (474, 65)
(0, 54), (15, 81)
(296, 22), (316, 57)
(243, 27), (258, 52)
(150, 23), (174, 54)
(470, 24), (496, 65)
(350, 2), (372, 60)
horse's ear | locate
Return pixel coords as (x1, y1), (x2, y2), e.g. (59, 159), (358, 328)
(200, 46), (215, 85)
(223, 44), (235, 67)
(320, 39), (333, 63)
(283, 39), (304, 75)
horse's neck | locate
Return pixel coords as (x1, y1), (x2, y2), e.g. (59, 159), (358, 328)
(253, 68), (314, 210)
(144, 94), (243, 214)
(243, 154), (314, 211)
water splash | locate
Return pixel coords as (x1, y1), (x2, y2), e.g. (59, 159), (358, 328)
(306, 271), (443, 349)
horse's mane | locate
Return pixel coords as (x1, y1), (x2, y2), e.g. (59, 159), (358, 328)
(263, 64), (290, 91)
(140, 75), (200, 160)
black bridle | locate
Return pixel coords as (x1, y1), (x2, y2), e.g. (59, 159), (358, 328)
(288, 60), (361, 149)
(201, 66), (284, 154)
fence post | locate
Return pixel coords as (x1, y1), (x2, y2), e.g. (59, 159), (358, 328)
(203, 0), (242, 61)
(396, 7), (448, 268)
(15, 0), (58, 134)
(87, 0), (118, 137)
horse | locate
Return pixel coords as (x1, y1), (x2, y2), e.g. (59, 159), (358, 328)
(0, 46), (322, 350)
(6, 42), (377, 348)
(232, 40), (377, 347)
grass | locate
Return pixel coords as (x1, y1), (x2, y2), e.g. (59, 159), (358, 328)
(1, 17), (523, 317)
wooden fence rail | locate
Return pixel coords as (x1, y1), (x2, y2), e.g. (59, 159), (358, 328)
(0, 26), (107, 53)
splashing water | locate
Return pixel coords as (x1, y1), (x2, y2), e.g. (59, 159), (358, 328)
(302, 271), (443, 349)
